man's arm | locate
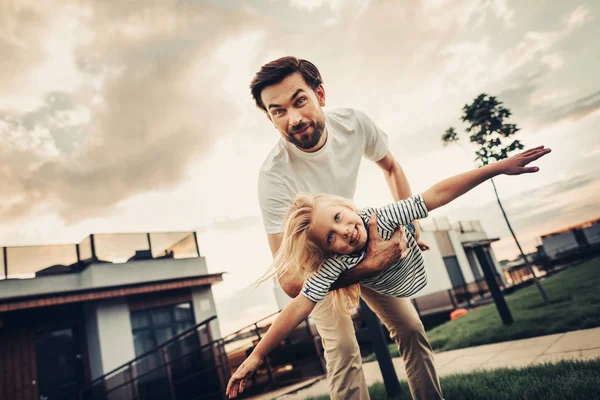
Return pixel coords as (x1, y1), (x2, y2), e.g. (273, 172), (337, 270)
(267, 233), (304, 298)
(376, 151), (429, 250)
(375, 151), (412, 201)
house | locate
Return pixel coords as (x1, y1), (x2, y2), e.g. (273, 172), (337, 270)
(540, 217), (600, 259)
(0, 231), (223, 400)
(409, 217), (505, 317)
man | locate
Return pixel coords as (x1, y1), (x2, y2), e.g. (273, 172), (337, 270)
(253, 56), (443, 400)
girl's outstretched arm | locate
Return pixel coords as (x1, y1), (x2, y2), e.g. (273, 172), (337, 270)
(422, 146), (551, 212)
(226, 295), (316, 399)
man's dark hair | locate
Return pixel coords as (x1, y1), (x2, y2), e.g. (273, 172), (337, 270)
(250, 56), (323, 112)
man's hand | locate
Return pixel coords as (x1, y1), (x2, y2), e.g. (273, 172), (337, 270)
(277, 270), (304, 298)
(416, 239), (430, 251)
(363, 213), (411, 272)
(329, 213), (412, 290)
(412, 222), (430, 251)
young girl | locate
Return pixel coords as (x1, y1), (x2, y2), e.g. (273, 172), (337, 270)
(226, 145), (551, 399)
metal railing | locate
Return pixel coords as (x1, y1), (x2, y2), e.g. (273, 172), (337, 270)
(76, 311), (327, 400)
(1, 231), (201, 280)
(78, 316), (225, 400)
(218, 312), (326, 397)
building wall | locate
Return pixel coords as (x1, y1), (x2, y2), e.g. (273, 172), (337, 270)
(83, 303), (103, 380)
(582, 223), (600, 245)
(488, 246), (507, 285)
(0, 257), (209, 303)
(192, 286), (221, 339)
(542, 231), (579, 258)
(83, 298), (136, 379)
(415, 231), (453, 296)
(448, 231), (475, 283)
(432, 231), (454, 257)
(274, 282), (291, 310)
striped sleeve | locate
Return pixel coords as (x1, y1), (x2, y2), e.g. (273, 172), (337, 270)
(375, 194), (428, 230)
(300, 257), (347, 303)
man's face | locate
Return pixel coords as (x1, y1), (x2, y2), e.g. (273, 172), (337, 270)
(261, 72), (327, 151)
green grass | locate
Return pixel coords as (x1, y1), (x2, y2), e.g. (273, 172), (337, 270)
(305, 359), (600, 400)
(427, 257), (600, 352)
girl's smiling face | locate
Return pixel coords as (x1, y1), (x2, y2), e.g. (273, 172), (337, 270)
(309, 201), (368, 255)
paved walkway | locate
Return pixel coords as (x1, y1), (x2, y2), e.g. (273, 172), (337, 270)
(250, 327), (600, 400)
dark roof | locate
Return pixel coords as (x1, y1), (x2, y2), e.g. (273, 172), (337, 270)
(462, 238), (500, 248)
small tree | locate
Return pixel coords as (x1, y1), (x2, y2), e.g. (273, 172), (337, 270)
(442, 93), (550, 306)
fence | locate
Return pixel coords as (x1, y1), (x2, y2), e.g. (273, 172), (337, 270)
(76, 312), (326, 400)
(219, 312), (326, 398)
(1, 232), (200, 280)
(78, 316), (225, 400)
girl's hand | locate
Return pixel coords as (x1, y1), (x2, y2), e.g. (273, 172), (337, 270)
(498, 145), (551, 175)
(226, 355), (263, 399)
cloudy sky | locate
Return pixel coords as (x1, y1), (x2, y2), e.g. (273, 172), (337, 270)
(2, 0), (599, 335)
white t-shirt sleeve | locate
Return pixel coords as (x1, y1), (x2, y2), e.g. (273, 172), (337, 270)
(355, 109), (389, 162)
(258, 172), (293, 234)
(301, 258), (347, 303)
(374, 194), (429, 230)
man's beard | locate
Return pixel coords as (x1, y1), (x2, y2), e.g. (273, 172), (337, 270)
(288, 120), (325, 150)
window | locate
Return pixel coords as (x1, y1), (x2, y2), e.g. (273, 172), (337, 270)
(443, 255), (466, 288)
(130, 303), (195, 357)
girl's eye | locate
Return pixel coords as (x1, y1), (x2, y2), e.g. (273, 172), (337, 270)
(334, 213), (340, 222)
(327, 233), (334, 245)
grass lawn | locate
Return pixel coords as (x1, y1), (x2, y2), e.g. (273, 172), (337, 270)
(366, 256), (600, 361)
(306, 359), (600, 400)
(427, 256), (600, 352)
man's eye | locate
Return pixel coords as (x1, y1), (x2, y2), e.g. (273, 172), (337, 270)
(295, 98), (307, 106)
(327, 233), (334, 244)
(273, 109), (284, 116)
(334, 213), (340, 222)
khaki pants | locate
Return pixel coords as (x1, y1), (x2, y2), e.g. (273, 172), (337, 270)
(310, 285), (443, 400)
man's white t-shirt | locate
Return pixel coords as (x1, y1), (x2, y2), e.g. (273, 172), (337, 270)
(258, 108), (389, 234)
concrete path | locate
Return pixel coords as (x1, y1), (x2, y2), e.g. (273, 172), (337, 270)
(254, 327), (600, 400)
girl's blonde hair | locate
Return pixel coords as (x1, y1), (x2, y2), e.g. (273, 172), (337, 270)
(257, 192), (361, 315)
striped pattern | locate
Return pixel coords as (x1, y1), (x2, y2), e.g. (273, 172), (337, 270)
(301, 194), (429, 302)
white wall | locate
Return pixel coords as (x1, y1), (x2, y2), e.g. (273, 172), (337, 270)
(274, 281), (291, 310)
(192, 286), (221, 339)
(83, 303), (103, 379)
(487, 247), (507, 284)
(83, 298), (136, 378)
(582, 223), (600, 245)
(542, 232), (579, 258)
(448, 231), (475, 283)
(460, 231), (488, 242)
(0, 257), (209, 302)
(414, 231), (452, 296)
